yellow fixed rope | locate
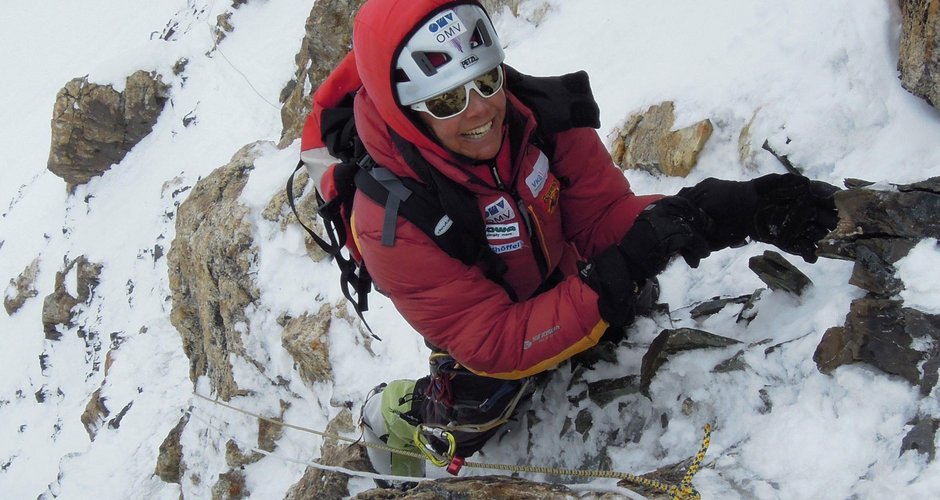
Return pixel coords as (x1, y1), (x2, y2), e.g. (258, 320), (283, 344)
(193, 392), (711, 498)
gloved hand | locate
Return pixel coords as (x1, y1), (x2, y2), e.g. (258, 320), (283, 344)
(678, 173), (840, 263)
(580, 197), (712, 326)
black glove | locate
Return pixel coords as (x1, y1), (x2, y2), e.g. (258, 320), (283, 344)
(678, 173), (840, 263)
(579, 197), (712, 326)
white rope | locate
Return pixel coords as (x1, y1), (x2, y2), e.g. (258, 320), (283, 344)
(187, 407), (428, 484)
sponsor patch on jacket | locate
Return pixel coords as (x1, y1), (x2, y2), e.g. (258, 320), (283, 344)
(490, 240), (524, 254)
(485, 223), (520, 240)
(484, 197), (515, 223)
(542, 179), (560, 215)
(526, 152), (550, 197)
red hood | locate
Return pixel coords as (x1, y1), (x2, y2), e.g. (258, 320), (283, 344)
(353, 0), (484, 156)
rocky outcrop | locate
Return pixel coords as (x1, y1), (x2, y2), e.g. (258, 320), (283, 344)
(284, 409), (371, 500)
(47, 71), (169, 188)
(155, 414), (189, 484)
(354, 475), (579, 499)
(898, 0), (940, 109)
(4, 258), (40, 315)
(815, 178), (940, 395)
(278, 0), (366, 147)
(815, 299), (940, 390)
(41, 256), (103, 340)
(610, 101), (713, 177)
(281, 305), (334, 386)
(167, 142), (265, 401)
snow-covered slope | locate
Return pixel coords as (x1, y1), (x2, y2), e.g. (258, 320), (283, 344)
(2, 1), (940, 498)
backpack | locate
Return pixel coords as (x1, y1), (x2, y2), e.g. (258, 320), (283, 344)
(287, 60), (600, 336)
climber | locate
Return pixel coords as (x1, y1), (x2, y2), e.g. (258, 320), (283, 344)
(302, 0), (839, 478)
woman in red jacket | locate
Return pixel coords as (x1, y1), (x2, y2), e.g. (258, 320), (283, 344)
(309, 0), (839, 478)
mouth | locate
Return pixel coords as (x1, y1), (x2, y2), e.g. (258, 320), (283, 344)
(460, 120), (494, 140)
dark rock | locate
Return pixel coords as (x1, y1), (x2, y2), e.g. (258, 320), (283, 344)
(587, 375), (641, 407)
(748, 251), (812, 295)
(846, 240), (916, 296)
(829, 186), (940, 241)
(814, 299), (940, 389)
(108, 401), (133, 429)
(47, 71), (168, 188)
(640, 328), (741, 396)
(713, 350), (749, 373)
(354, 475), (578, 499)
(689, 294), (751, 320)
(758, 388), (773, 414)
(155, 414), (189, 484)
(574, 408), (593, 440)
(844, 178), (876, 189)
(736, 288), (765, 324)
(897, 177), (940, 194)
(900, 417), (939, 461)
(898, 0), (940, 109)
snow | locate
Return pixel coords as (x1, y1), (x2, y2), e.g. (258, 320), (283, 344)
(2, 0), (940, 498)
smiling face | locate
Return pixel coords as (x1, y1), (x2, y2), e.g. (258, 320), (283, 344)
(418, 88), (506, 160)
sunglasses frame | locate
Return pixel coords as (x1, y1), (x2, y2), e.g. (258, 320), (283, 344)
(410, 66), (504, 120)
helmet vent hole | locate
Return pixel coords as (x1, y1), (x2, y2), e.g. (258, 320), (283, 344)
(411, 52), (451, 77)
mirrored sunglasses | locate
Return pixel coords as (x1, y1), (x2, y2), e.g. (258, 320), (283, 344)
(410, 66), (504, 120)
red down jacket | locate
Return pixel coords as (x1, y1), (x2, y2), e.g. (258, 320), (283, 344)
(340, 0), (659, 379)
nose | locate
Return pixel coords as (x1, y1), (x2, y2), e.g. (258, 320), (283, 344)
(464, 88), (491, 117)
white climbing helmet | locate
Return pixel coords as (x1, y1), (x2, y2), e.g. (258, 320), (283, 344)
(395, 3), (505, 107)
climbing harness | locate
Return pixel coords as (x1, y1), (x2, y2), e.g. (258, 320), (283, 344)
(193, 392), (712, 499)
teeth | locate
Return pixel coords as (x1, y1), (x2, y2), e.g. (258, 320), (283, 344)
(462, 121), (492, 138)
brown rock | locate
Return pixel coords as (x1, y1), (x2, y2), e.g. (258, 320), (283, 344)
(4, 258), (40, 315)
(284, 408), (371, 500)
(281, 304), (334, 386)
(80, 388), (110, 441)
(47, 71), (168, 188)
(278, 0), (367, 147)
(168, 142), (266, 400)
(898, 0), (940, 109)
(212, 470), (247, 500)
(610, 101), (713, 178)
(155, 414), (189, 484)
(354, 475), (579, 499)
(41, 256), (102, 340)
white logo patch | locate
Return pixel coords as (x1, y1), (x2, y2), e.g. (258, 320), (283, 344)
(434, 216), (453, 236)
(484, 197), (515, 224)
(485, 223), (520, 241)
(490, 240), (524, 254)
(525, 152), (550, 197)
